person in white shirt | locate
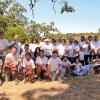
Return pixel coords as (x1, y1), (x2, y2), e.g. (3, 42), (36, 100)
(5, 47), (20, 85)
(21, 44), (32, 60)
(79, 47), (85, 66)
(41, 38), (52, 59)
(91, 35), (100, 54)
(10, 35), (22, 55)
(79, 36), (85, 48)
(29, 37), (39, 53)
(47, 50), (62, 81)
(61, 55), (72, 78)
(50, 39), (58, 52)
(83, 39), (91, 65)
(35, 50), (48, 80)
(23, 52), (35, 83)
(66, 39), (75, 63)
(0, 31), (10, 63)
(73, 40), (80, 61)
(21, 39), (30, 51)
(58, 39), (67, 58)
(72, 58), (83, 76)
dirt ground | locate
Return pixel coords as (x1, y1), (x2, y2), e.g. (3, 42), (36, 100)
(0, 75), (100, 100)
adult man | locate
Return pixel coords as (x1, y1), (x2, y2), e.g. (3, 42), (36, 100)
(91, 35), (100, 54)
(10, 35), (22, 55)
(41, 38), (52, 59)
(5, 47), (20, 85)
(0, 31), (10, 62)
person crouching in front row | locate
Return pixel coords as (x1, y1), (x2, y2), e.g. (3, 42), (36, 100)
(4, 47), (20, 85)
(47, 50), (62, 81)
(35, 50), (48, 80)
(22, 52), (35, 83)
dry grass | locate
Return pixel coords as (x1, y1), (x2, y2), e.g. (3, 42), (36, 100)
(0, 75), (100, 100)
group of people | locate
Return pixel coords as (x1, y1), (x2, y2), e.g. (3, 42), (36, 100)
(0, 31), (100, 85)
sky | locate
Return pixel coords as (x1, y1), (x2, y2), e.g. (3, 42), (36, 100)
(17, 0), (100, 33)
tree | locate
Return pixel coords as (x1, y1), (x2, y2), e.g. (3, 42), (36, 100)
(5, 26), (27, 43)
(29, 0), (75, 18)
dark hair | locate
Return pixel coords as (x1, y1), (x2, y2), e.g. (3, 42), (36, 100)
(40, 49), (44, 53)
(31, 37), (39, 44)
(61, 39), (66, 43)
(89, 51), (96, 62)
(12, 46), (17, 50)
(25, 52), (32, 57)
(52, 39), (56, 43)
(34, 47), (40, 57)
(24, 44), (29, 47)
(52, 50), (58, 54)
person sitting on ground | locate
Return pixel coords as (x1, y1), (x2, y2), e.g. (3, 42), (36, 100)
(72, 58), (83, 76)
(47, 50), (62, 81)
(93, 55), (100, 74)
(35, 50), (48, 80)
(23, 52), (35, 83)
(61, 55), (72, 78)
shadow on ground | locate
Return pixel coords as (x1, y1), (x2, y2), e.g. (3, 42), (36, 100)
(21, 76), (100, 100)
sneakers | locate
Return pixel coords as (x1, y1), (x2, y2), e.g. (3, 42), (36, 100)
(14, 79), (19, 85)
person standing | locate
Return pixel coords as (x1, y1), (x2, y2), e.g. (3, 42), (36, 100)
(10, 35), (22, 55)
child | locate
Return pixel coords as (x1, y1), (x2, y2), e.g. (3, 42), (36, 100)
(35, 50), (48, 80)
(79, 47), (85, 66)
(61, 55), (71, 78)
(93, 55), (100, 74)
(23, 52), (35, 83)
(72, 58), (83, 76)
(0, 59), (3, 85)
(47, 50), (62, 81)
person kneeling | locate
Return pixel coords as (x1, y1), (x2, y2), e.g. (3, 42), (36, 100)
(5, 47), (20, 85)
(47, 50), (62, 81)
(36, 50), (48, 80)
(23, 52), (35, 83)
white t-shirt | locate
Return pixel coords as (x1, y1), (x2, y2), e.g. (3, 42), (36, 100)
(0, 59), (3, 66)
(79, 51), (85, 60)
(29, 43), (39, 52)
(41, 44), (52, 56)
(66, 45), (75, 57)
(58, 44), (67, 56)
(23, 58), (35, 69)
(50, 44), (58, 52)
(48, 57), (62, 71)
(5, 53), (20, 67)
(73, 63), (82, 72)
(91, 41), (100, 53)
(73, 45), (80, 57)
(62, 60), (71, 68)
(35, 56), (48, 65)
(83, 44), (90, 55)
(79, 41), (85, 47)
(0, 38), (9, 56)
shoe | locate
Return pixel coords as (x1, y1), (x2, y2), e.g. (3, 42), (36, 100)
(30, 79), (35, 83)
(24, 80), (28, 84)
(14, 79), (19, 85)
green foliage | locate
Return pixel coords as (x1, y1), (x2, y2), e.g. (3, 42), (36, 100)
(5, 26), (27, 43)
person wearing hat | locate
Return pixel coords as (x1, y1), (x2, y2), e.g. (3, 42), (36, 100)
(41, 38), (52, 59)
